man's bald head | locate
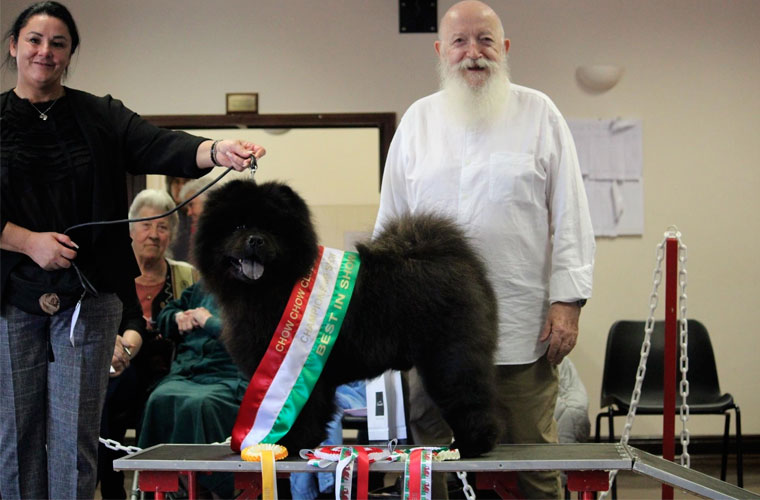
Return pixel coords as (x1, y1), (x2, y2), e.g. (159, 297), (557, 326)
(439, 1), (505, 44)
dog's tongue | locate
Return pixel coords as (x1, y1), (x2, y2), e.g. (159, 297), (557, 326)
(242, 260), (264, 280)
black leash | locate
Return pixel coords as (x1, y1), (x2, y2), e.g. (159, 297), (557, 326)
(63, 156), (258, 296)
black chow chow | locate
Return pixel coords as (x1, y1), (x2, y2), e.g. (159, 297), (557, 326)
(195, 179), (500, 457)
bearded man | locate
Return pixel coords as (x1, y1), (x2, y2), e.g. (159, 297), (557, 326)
(374, 1), (595, 498)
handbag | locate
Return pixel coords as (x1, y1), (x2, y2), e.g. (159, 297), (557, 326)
(5, 261), (83, 316)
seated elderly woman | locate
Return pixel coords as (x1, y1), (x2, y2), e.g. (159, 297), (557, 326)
(129, 188), (198, 333)
(138, 281), (247, 498)
(98, 189), (198, 499)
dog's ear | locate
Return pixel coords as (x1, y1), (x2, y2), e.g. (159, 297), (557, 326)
(269, 183), (307, 211)
(271, 182), (296, 198)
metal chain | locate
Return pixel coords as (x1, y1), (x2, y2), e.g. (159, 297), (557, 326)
(457, 471), (476, 500)
(99, 435), (231, 455)
(678, 239), (691, 467)
(99, 437), (142, 455)
(602, 232), (668, 499)
(622, 235), (669, 445)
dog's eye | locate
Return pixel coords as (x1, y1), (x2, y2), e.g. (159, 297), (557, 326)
(234, 225), (247, 232)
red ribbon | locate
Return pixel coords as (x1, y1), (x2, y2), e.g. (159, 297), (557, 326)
(356, 447), (369, 500)
(407, 448), (423, 500)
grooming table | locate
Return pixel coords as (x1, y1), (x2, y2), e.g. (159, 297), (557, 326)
(114, 442), (758, 499)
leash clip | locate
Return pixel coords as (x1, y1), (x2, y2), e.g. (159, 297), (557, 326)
(250, 154), (258, 179)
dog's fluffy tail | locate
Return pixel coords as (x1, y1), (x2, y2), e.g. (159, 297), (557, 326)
(359, 213), (478, 262)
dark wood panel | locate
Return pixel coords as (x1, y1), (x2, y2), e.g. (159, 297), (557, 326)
(144, 112), (396, 184)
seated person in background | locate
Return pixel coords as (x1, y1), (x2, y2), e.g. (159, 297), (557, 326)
(290, 381), (367, 500)
(165, 176), (192, 262)
(177, 177), (210, 265)
(138, 281), (248, 498)
(98, 189), (198, 499)
(554, 357), (591, 494)
(127, 189), (198, 391)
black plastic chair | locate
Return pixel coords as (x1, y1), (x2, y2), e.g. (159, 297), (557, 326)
(594, 319), (743, 487)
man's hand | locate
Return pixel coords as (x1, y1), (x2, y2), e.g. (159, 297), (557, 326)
(539, 301), (581, 365)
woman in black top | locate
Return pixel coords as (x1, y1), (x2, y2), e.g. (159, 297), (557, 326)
(0, 3), (265, 498)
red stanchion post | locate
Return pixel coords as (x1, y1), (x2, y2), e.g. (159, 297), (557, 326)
(662, 236), (678, 499)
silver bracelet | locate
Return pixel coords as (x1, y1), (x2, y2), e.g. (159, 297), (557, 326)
(210, 140), (221, 166)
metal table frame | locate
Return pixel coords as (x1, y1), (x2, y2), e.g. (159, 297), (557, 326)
(113, 442), (757, 499)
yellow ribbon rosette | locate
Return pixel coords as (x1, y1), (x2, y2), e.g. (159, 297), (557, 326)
(241, 444), (288, 500)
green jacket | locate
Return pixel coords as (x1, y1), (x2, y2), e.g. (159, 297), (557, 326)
(157, 282), (244, 383)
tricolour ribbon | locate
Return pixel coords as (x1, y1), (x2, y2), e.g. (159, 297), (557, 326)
(337, 446), (357, 500)
(302, 446), (396, 500)
(302, 445), (458, 500)
(403, 448), (433, 500)
(232, 246), (361, 452)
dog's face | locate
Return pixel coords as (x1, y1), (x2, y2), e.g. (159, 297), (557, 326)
(195, 180), (319, 295)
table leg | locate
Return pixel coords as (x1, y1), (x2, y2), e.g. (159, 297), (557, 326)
(235, 471), (263, 499)
(566, 470), (610, 499)
(138, 470), (179, 498)
(183, 471), (198, 500)
(475, 471), (521, 499)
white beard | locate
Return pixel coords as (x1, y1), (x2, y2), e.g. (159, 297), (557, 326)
(438, 56), (511, 126)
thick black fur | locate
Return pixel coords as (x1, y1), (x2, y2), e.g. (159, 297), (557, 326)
(195, 179), (500, 457)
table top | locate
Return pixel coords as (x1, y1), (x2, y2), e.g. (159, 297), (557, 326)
(114, 442), (760, 499)
(114, 442), (633, 473)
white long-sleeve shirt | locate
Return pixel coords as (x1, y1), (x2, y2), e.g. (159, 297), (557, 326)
(375, 84), (595, 364)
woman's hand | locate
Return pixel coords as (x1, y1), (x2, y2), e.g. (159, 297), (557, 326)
(174, 307), (213, 333)
(198, 139), (266, 171)
(187, 307), (213, 329)
(0, 222), (77, 270)
(175, 310), (196, 333)
(26, 232), (78, 270)
(110, 335), (135, 377)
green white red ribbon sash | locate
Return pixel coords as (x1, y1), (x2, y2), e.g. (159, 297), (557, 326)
(231, 246), (361, 452)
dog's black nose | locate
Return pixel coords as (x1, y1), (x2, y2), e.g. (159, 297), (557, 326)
(247, 235), (265, 249)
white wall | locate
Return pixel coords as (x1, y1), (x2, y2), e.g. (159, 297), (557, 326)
(3, 0), (759, 438)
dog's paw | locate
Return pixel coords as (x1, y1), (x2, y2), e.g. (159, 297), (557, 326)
(451, 417), (500, 458)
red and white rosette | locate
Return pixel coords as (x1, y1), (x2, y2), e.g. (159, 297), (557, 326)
(300, 444), (459, 500)
(301, 446), (397, 500)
